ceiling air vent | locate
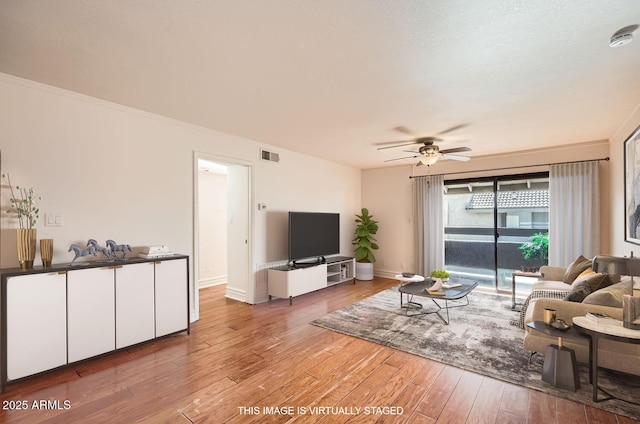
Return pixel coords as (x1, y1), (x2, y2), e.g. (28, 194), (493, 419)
(260, 149), (280, 163)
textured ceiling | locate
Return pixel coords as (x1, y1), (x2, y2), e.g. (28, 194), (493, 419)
(1, 1), (639, 169)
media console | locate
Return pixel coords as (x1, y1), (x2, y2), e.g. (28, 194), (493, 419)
(268, 256), (355, 305)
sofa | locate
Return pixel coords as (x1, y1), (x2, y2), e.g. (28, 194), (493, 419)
(522, 258), (640, 376)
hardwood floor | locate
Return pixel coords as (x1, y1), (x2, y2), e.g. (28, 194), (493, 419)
(1, 277), (639, 423)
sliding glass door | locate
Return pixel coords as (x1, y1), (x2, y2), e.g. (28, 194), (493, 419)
(496, 177), (549, 292)
(443, 173), (549, 293)
(443, 181), (495, 287)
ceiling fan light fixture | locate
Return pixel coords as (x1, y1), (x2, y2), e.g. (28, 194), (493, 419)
(420, 155), (439, 166)
(377, 125), (472, 166)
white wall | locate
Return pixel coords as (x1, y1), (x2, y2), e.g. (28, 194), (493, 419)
(197, 169), (227, 287)
(363, 140), (612, 277)
(360, 166), (414, 275)
(610, 105), (640, 256)
(0, 73), (361, 308)
(253, 156), (362, 301)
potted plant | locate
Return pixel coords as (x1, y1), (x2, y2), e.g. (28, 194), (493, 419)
(518, 232), (549, 272)
(352, 207), (378, 280)
(430, 269), (450, 290)
(2, 174), (41, 269)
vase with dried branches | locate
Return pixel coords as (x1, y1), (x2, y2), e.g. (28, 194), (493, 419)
(2, 174), (41, 269)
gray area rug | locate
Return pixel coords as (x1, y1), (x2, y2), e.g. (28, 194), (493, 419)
(310, 286), (640, 420)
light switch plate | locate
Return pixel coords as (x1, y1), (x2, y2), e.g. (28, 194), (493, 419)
(45, 213), (63, 227)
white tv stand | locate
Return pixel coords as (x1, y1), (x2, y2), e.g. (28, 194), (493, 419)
(268, 256), (355, 305)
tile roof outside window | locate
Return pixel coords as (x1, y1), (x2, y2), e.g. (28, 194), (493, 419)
(466, 190), (549, 210)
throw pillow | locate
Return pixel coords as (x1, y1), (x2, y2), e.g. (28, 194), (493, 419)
(582, 281), (632, 308)
(572, 270), (609, 292)
(563, 255), (592, 284)
(605, 273), (621, 285)
(576, 268), (595, 279)
(564, 280), (591, 302)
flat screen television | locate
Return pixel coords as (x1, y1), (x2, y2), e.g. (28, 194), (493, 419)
(288, 212), (340, 264)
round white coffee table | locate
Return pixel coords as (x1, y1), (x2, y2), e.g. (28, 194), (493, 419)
(573, 316), (640, 403)
(395, 274), (425, 309)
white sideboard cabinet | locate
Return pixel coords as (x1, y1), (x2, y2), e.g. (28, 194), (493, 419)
(267, 256), (355, 305)
(0, 255), (189, 392)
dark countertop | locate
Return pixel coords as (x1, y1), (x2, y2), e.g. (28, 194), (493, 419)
(1, 254), (188, 279)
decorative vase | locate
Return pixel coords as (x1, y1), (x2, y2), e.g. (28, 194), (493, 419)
(17, 228), (37, 269)
(40, 238), (54, 267)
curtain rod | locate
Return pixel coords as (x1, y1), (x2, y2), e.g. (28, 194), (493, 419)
(408, 157), (609, 179)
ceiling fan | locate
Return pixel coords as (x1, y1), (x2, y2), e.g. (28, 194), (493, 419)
(377, 125), (472, 166)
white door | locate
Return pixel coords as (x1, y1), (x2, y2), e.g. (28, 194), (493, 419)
(194, 152), (252, 314)
(67, 267), (115, 362)
(6, 272), (67, 380)
(116, 262), (155, 348)
(226, 165), (250, 301)
(155, 258), (189, 337)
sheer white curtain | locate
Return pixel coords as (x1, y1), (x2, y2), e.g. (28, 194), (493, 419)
(549, 160), (600, 266)
(413, 174), (444, 276)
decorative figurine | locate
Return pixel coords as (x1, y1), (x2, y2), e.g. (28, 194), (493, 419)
(68, 243), (97, 263)
(106, 239), (131, 259)
(87, 239), (113, 259)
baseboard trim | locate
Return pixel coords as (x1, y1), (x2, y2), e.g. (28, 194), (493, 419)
(375, 269), (403, 279)
(199, 276), (227, 289)
(225, 286), (246, 302)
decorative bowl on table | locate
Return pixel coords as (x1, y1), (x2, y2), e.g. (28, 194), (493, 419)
(550, 319), (571, 331)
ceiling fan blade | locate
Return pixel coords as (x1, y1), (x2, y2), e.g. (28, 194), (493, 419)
(374, 139), (411, 147)
(440, 146), (471, 154)
(442, 153), (471, 161)
(435, 123), (469, 136)
(377, 141), (421, 150)
(393, 126), (417, 136)
(383, 155), (418, 162)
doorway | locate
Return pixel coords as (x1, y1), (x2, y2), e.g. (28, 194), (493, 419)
(193, 152), (252, 321)
(443, 173), (549, 293)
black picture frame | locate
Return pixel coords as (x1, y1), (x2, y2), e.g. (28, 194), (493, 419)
(624, 125), (640, 245)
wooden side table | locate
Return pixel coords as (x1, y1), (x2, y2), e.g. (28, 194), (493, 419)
(573, 316), (640, 403)
(512, 271), (541, 310)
